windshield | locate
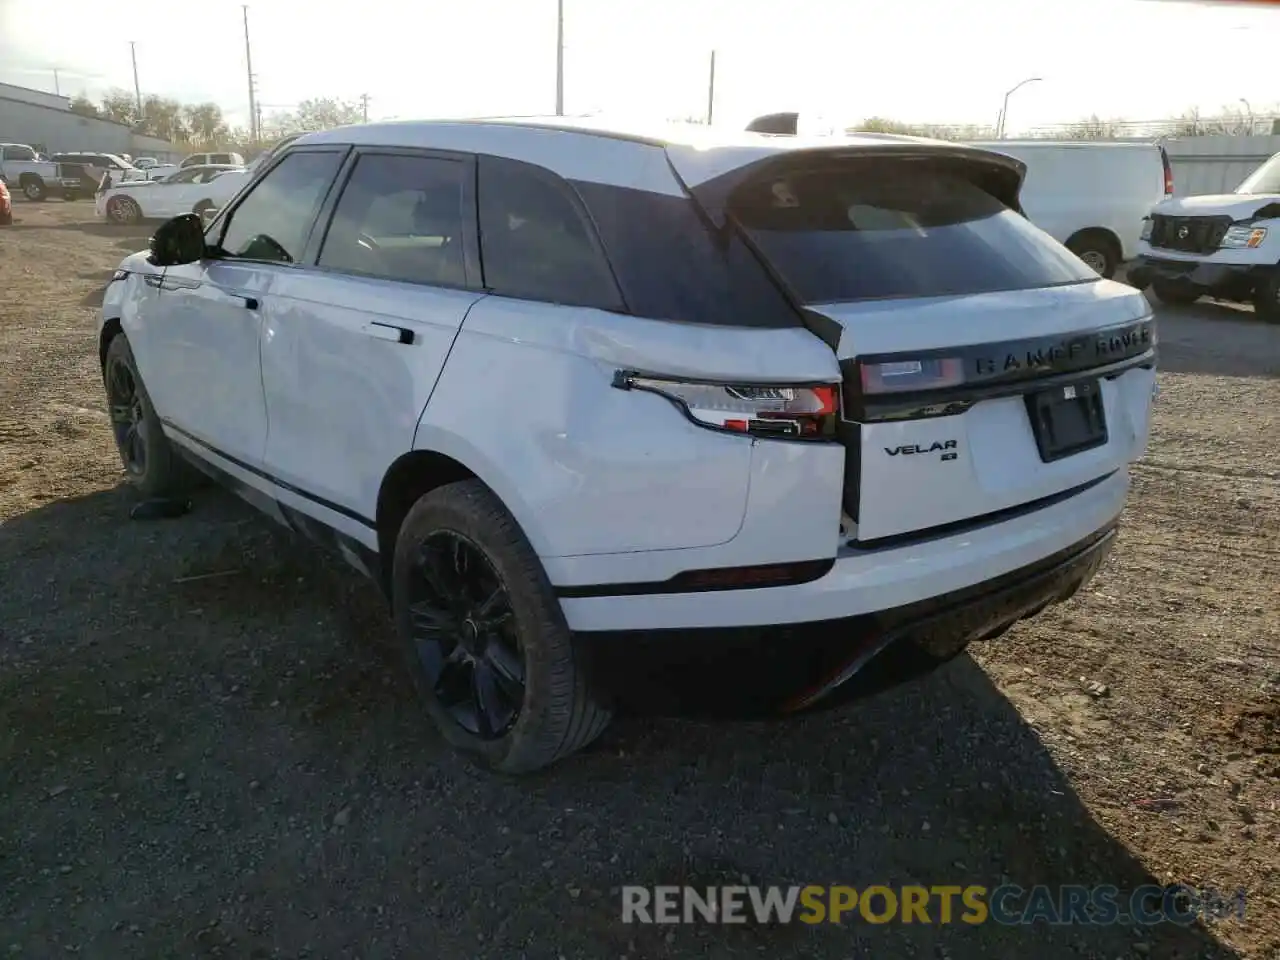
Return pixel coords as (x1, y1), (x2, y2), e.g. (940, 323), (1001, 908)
(1237, 153), (1280, 195)
(732, 161), (1098, 303)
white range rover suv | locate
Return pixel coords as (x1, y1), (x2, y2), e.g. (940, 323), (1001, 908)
(99, 118), (1157, 773)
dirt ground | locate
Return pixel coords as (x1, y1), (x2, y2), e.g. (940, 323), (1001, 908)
(1, 200), (1277, 960)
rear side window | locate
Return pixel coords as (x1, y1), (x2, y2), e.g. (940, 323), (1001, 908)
(731, 162), (1098, 303)
(477, 156), (622, 310)
(573, 181), (803, 328)
(4, 145), (36, 162)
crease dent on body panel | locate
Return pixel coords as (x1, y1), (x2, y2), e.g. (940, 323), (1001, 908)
(411, 292), (492, 450)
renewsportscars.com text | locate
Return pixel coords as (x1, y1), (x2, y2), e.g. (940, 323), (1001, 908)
(621, 884), (1247, 926)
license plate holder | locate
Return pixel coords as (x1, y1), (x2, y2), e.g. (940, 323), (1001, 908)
(1025, 379), (1108, 463)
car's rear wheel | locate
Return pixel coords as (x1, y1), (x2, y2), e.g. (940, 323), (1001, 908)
(1065, 230), (1120, 279)
(1251, 267), (1280, 323)
(107, 195), (142, 225)
(103, 334), (198, 497)
(1149, 279), (1202, 306)
(391, 480), (612, 774)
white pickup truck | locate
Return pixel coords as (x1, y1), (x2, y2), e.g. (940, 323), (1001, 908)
(1129, 150), (1280, 322)
(0, 143), (80, 200)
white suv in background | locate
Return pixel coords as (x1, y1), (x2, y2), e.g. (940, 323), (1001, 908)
(99, 119), (1157, 773)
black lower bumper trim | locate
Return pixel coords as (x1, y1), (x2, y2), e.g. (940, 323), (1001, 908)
(1128, 255), (1265, 292)
(578, 523), (1119, 718)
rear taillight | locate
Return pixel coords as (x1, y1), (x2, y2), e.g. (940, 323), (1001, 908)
(614, 372), (839, 439)
(1160, 147), (1174, 196)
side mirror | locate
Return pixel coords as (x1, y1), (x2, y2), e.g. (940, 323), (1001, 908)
(148, 214), (205, 266)
(199, 206), (220, 228)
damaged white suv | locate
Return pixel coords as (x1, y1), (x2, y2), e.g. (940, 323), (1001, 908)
(99, 119), (1157, 772)
(1130, 149), (1280, 321)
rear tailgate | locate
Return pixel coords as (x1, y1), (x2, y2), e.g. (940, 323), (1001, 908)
(665, 138), (1155, 544)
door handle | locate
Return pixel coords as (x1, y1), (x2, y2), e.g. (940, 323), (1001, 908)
(363, 321), (414, 345)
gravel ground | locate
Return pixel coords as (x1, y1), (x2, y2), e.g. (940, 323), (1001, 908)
(1, 201), (1277, 959)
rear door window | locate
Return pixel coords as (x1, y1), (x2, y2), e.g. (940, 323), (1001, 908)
(318, 152), (470, 287)
(731, 161), (1098, 303)
(477, 156), (622, 310)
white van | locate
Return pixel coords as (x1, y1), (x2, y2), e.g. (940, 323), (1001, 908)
(966, 140), (1173, 278)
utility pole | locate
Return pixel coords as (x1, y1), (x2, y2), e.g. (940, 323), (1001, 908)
(706, 50), (716, 125)
(996, 76), (1042, 139)
(555, 0), (564, 115)
(360, 93), (370, 123)
(129, 42), (143, 121)
(52, 67), (61, 96)
(243, 5), (258, 142)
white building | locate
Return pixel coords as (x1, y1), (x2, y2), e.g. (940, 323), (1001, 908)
(0, 82), (179, 161)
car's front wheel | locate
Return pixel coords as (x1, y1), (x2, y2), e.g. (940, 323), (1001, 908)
(1252, 267), (1280, 323)
(391, 480), (613, 774)
(106, 195), (142, 225)
(103, 334), (198, 497)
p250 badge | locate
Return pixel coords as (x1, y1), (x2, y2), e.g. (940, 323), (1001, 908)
(885, 440), (959, 462)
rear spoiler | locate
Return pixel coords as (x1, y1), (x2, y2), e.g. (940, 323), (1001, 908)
(681, 143), (1029, 230)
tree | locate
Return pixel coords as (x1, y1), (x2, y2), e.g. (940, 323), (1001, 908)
(100, 89), (140, 127)
(183, 102), (229, 145)
(1063, 114), (1120, 140)
(70, 95), (100, 118)
(294, 98), (364, 132)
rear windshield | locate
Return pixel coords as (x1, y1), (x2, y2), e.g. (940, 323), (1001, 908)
(730, 162), (1098, 303)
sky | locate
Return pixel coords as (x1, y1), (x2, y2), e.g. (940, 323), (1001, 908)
(0, 0), (1275, 135)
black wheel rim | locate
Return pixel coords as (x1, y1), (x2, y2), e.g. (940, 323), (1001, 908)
(408, 531), (524, 740)
(106, 359), (147, 475)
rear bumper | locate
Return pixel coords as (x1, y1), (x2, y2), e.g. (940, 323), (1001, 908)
(1127, 254), (1265, 291)
(559, 467), (1128, 632)
(581, 518), (1118, 713)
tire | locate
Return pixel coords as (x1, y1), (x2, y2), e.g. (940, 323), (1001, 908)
(1066, 230), (1120, 279)
(391, 480), (613, 774)
(103, 334), (199, 498)
(106, 195), (142, 225)
(1149, 279), (1202, 307)
(1253, 267), (1280, 323)
(20, 176), (47, 202)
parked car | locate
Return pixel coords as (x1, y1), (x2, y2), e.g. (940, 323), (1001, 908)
(0, 143), (80, 200)
(965, 140), (1173, 278)
(132, 157), (180, 180)
(96, 164), (243, 224)
(180, 151), (245, 169)
(52, 152), (148, 193)
(1129, 150), (1280, 321)
(0, 178), (11, 225)
(99, 118), (1157, 773)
